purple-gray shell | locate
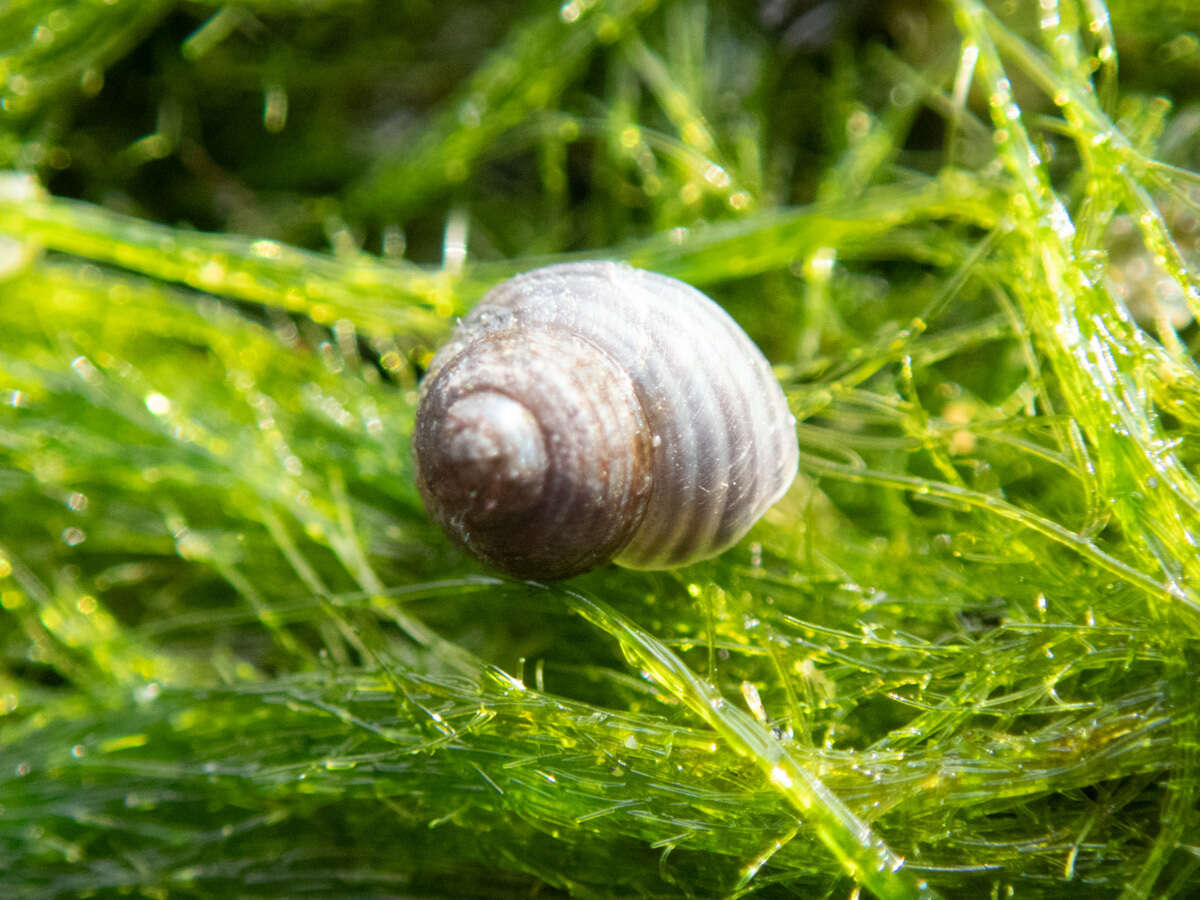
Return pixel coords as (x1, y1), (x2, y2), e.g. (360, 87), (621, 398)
(412, 261), (798, 579)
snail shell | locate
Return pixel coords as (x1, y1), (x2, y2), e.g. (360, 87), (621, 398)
(412, 261), (798, 579)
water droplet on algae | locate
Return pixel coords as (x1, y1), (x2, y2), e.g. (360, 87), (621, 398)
(145, 393), (170, 416)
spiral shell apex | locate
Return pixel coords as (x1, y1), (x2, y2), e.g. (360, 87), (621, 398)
(412, 261), (799, 579)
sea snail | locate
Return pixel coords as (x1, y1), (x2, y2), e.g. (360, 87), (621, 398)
(412, 261), (799, 579)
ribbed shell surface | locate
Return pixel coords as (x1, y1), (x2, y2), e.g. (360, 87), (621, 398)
(413, 325), (652, 579)
(452, 261), (798, 570)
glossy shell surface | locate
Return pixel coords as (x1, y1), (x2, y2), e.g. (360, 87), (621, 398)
(412, 261), (798, 579)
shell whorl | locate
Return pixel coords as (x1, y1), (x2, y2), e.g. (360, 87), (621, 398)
(412, 261), (798, 579)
